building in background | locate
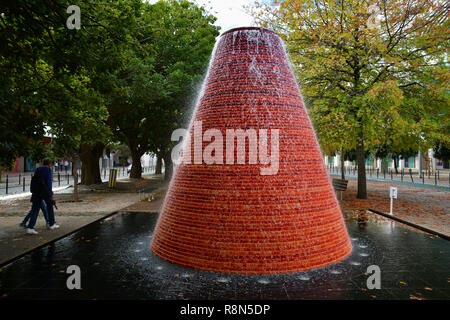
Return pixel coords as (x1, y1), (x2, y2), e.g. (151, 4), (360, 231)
(324, 148), (449, 173)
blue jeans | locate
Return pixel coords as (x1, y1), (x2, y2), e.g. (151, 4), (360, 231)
(27, 199), (55, 229)
(45, 199), (55, 226)
(23, 200), (49, 227)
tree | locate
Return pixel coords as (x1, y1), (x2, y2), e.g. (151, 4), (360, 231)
(105, 0), (219, 180)
(1, 0), (143, 185)
(251, 0), (449, 199)
(0, 0), (62, 169)
(46, 71), (110, 201)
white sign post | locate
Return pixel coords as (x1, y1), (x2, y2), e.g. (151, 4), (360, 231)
(389, 187), (398, 215)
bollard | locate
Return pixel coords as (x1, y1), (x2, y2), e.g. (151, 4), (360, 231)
(383, 169), (386, 180)
(389, 187), (398, 215)
(108, 169), (118, 188)
(422, 171), (425, 184)
(67, 173), (70, 185)
(377, 168), (379, 179)
(6, 175), (8, 194)
(23, 177), (25, 191)
(438, 170), (440, 180)
(19, 174), (21, 185)
(391, 170), (393, 180)
(58, 172), (61, 186)
(435, 172), (437, 185)
(401, 169), (404, 182)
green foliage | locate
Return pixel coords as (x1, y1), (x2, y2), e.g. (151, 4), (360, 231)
(104, 0), (219, 175)
(0, 0), (219, 180)
(251, 0), (449, 151)
(250, 0), (449, 197)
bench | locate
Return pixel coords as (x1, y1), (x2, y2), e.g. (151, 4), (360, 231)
(332, 179), (348, 200)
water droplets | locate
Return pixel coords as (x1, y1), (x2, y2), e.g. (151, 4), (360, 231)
(329, 269), (342, 275)
(359, 253), (369, 257)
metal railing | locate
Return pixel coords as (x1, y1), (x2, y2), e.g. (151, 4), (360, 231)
(0, 166), (156, 196)
(327, 165), (450, 188)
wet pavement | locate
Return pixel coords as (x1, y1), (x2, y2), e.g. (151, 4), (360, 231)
(0, 211), (449, 300)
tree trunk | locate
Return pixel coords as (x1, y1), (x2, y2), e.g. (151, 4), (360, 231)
(163, 152), (173, 181)
(393, 156), (399, 174)
(155, 153), (163, 175)
(340, 150), (345, 180)
(130, 152), (143, 179)
(72, 159), (79, 203)
(79, 143), (103, 185)
(356, 133), (367, 199)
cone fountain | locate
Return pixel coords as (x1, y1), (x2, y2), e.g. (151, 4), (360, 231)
(151, 27), (352, 274)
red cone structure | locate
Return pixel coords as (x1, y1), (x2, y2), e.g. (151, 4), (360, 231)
(151, 27), (352, 274)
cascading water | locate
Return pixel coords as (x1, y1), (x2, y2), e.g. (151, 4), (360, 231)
(151, 27), (352, 274)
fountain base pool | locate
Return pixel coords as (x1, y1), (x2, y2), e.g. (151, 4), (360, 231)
(0, 212), (448, 300)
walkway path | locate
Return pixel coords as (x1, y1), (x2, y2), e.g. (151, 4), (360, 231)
(1, 173), (448, 267)
(339, 178), (450, 237)
(0, 174), (166, 266)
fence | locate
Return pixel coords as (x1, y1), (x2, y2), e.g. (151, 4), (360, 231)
(0, 165), (156, 196)
(328, 165), (450, 188)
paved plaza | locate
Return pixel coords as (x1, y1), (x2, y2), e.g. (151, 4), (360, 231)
(0, 175), (448, 300)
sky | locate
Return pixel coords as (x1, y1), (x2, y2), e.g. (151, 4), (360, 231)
(146, 0), (260, 34)
(193, 0), (255, 33)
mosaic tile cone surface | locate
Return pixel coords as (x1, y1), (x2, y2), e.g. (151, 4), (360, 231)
(151, 27), (352, 274)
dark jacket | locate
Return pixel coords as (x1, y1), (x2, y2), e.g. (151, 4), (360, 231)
(30, 166), (53, 202)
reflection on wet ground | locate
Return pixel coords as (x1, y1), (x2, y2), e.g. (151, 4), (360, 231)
(0, 212), (449, 300)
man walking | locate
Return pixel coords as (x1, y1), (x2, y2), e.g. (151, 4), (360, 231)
(26, 159), (60, 235)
